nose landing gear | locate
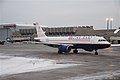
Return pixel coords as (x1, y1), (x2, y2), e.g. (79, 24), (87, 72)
(95, 50), (98, 55)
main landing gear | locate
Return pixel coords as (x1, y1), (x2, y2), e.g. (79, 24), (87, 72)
(73, 49), (78, 53)
(95, 50), (98, 55)
(58, 50), (63, 54)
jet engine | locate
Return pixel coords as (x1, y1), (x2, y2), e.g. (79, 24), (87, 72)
(58, 45), (71, 53)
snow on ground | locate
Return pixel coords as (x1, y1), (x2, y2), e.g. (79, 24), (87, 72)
(64, 70), (120, 80)
(0, 55), (80, 76)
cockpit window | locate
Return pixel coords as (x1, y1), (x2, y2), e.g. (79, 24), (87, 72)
(98, 39), (106, 42)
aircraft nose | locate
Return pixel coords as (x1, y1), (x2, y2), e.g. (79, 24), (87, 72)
(106, 42), (111, 48)
(107, 44), (111, 47)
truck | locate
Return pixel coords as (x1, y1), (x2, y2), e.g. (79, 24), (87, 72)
(0, 40), (5, 45)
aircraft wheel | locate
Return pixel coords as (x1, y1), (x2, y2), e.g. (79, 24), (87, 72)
(58, 51), (63, 54)
(73, 49), (78, 53)
(95, 51), (98, 55)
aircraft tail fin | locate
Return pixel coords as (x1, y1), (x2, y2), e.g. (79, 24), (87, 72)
(34, 23), (47, 38)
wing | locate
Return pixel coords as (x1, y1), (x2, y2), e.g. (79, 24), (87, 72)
(44, 43), (74, 48)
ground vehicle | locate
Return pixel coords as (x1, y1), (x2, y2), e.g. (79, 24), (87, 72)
(0, 41), (5, 45)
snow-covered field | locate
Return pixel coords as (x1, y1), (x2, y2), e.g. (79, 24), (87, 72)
(0, 55), (80, 76)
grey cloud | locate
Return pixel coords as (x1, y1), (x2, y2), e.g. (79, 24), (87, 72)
(0, 0), (120, 29)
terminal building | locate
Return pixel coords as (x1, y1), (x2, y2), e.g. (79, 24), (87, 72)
(0, 24), (16, 44)
(0, 24), (120, 44)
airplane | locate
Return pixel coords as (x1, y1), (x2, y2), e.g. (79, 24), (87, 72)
(34, 23), (111, 55)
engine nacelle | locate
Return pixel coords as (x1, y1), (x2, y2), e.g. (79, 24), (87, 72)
(58, 45), (71, 53)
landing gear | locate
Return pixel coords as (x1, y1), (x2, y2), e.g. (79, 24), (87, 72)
(58, 51), (63, 54)
(73, 49), (78, 53)
(95, 50), (98, 55)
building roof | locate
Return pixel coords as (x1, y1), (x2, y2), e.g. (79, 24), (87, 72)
(0, 24), (16, 28)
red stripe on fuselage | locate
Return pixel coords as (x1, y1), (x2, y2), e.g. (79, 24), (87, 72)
(58, 42), (108, 45)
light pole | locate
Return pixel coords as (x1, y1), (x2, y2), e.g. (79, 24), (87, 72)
(106, 18), (113, 30)
(106, 18), (109, 30)
(110, 18), (113, 29)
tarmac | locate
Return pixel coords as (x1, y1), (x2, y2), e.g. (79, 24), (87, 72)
(0, 43), (120, 80)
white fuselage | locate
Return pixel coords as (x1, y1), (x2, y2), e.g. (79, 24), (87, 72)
(34, 23), (111, 54)
(38, 36), (110, 45)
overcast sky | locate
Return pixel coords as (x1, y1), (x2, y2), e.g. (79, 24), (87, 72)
(0, 0), (120, 29)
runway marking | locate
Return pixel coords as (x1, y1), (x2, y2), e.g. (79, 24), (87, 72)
(0, 55), (83, 76)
